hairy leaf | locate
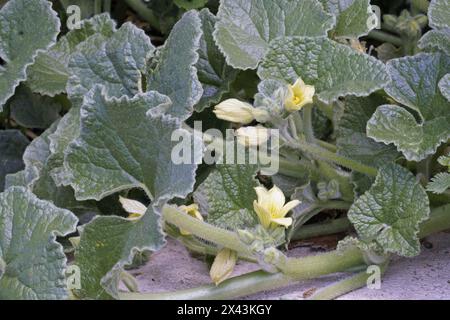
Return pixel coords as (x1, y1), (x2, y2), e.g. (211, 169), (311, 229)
(0, 187), (77, 299)
(427, 172), (450, 194)
(146, 10), (203, 120)
(439, 73), (450, 101)
(258, 36), (389, 103)
(195, 9), (238, 112)
(27, 14), (115, 96)
(9, 85), (61, 128)
(367, 53), (450, 161)
(214, 0), (334, 69)
(320, 0), (378, 38)
(348, 163), (429, 257)
(194, 164), (259, 230)
(67, 22), (154, 107)
(74, 206), (165, 299)
(428, 0), (450, 29)
(0, 0), (60, 109)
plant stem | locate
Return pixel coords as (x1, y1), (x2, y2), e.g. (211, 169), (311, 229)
(367, 30), (403, 46)
(302, 105), (315, 144)
(411, 0), (429, 14)
(94, 0), (102, 14)
(162, 206), (252, 256)
(292, 216), (351, 241)
(120, 247), (364, 300)
(124, 204), (450, 300)
(103, 0), (112, 13)
(125, 0), (161, 31)
(315, 139), (338, 153)
(308, 262), (388, 300)
(292, 140), (378, 177)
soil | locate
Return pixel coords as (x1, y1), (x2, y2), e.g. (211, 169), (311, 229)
(129, 232), (450, 299)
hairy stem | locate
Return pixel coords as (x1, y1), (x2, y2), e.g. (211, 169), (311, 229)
(124, 0), (161, 31)
(308, 263), (388, 300)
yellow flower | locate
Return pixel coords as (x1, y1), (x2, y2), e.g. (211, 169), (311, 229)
(236, 125), (269, 146)
(179, 204), (203, 235)
(213, 99), (269, 124)
(119, 196), (146, 220)
(284, 78), (315, 112)
(253, 186), (300, 229)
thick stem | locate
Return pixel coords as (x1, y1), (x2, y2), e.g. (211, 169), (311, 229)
(125, 205), (450, 300)
(308, 263), (388, 300)
(292, 216), (351, 241)
(162, 206), (251, 256)
(120, 247), (364, 300)
(293, 140), (378, 177)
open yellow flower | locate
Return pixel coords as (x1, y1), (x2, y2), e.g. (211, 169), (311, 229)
(179, 204), (203, 235)
(253, 186), (300, 229)
(284, 78), (315, 112)
(213, 99), (269, 124)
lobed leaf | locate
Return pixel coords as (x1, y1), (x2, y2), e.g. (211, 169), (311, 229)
(348, 163), (430, 257)
(0, 187), (78, 299)
(0, 0), (60, 109)
(146, 10), (203, 120)
(194, 164), (259, 230)
(258, 36), (389, 103)
(367, 53), (450, 161)
(213, 0), (335, 69)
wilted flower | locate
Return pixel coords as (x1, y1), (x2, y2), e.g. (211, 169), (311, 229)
(253, 186), (300, 229)
(213, 99), (269, 124)
(209, 248), (237, 285)
(179, 203), (203, 235)
(236, 125), (269, 146)
(284, 78), (315, 111)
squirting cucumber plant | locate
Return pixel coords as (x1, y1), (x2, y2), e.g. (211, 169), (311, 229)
(0, 0), (449, 300)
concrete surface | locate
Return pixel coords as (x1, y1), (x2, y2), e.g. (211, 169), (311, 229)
(130, 232), (450, 300)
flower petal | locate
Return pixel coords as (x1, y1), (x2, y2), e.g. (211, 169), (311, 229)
(254, 200), (272, 229)
(279, 199), (301, 217)
(271, 217), (293, 228)
(267, 185), (286, 211)
(254, 186), (269, 207)
(119, 196), (147, 216)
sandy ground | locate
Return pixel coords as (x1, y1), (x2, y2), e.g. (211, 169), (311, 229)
(129, 232), (450, 300)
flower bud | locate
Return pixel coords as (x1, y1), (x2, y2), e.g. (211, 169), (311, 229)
(213, 99), (269, 124)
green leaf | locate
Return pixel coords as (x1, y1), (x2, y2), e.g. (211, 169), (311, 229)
(439, 73), (450, 101)
(367, 53), (450, 161)
(9, 85), (61, 129)
(427, 172), (450, 194)
(348, 163), (430, 257)
(195, 9), (238, 112)
(428, 0), (450, 29)
(146, 10), (203, 120)
(258, 36), (389, 103)
(320, 0), (378, 38)
(0, 186), (78, 299)
(419, 29), (450, 56)
(5, 121), (97, 216)
(27, 14), (115, 96)
(337, 95), (400, 168)
(67, 22), (154, 107)
(194, 164), (259, 230)
(213, 0), (335, 70)
(0, 0), (60, 109)
(74, 205), (165, 299)
(0, 130), (29, 191)
(65, 86), (201, 202)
